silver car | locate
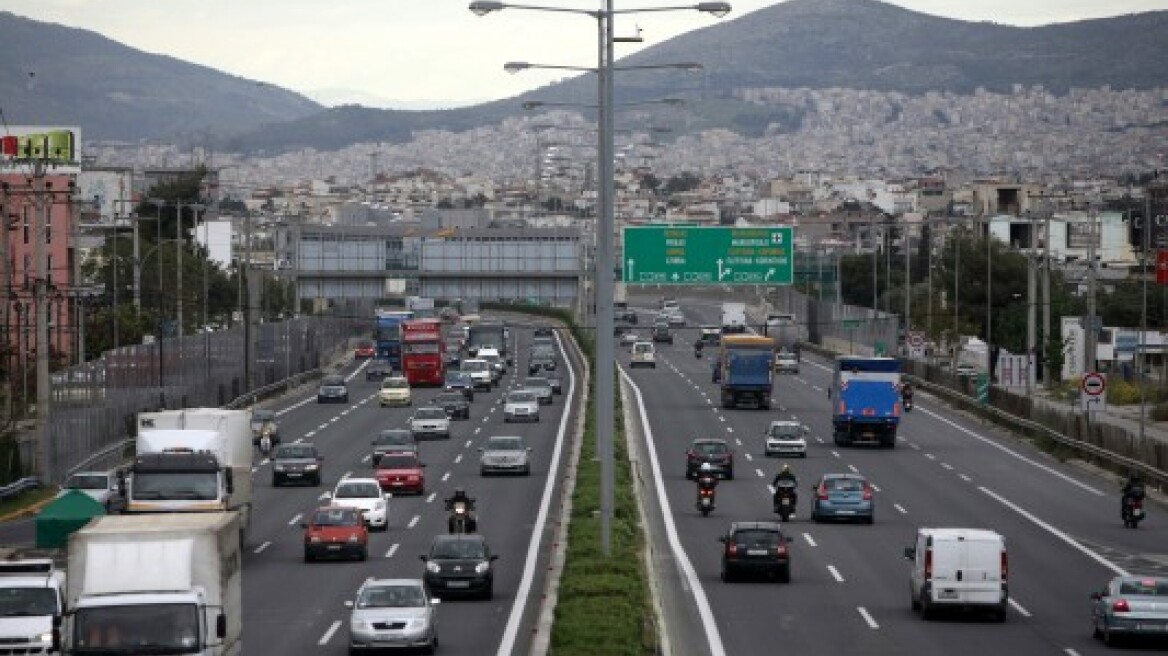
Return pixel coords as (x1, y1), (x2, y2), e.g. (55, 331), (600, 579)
(1092, 575), (1168, 646)
(479, 435), (532, 476)
(347, 578), (439, 653)
(764, 421), (808, 458)
(523, 377), (554, 405)
(503, 390), (540, 423)
(409, 406), (452, 440)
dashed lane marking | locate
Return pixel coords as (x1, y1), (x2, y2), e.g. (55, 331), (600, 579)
(407, 515), (420, 529)
(288, 513), (302, 526)
(803, 533), (817, 547)
(318, 621), (341, 646)
(857, 607), (879, 629)
(386, 543), (399, 558)
(254, 541), (271, 554)
(1009, 598), (1031, 617)
(894, 504), (907, 514)
(827, 565), (845, 582)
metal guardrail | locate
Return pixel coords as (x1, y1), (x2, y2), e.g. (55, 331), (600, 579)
(0, 477), (42, 501)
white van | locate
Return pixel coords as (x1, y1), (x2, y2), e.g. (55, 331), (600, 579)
(630, 341), (656, 368)
(904, 528), (1008, 621)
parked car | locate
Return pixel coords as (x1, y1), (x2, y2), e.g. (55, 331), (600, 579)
(354, 340), (377, 359)
(523, 377), (554, 405)
(763, 421), (808, 458)
(374, 452), (426, 495)
(371, 429), (418, 465)
(479, 434), (532, 476)
(250, 408), (281, 447)
(330, 477), (389, 531)
(378, 376), (412, 407)
(303, 506), (368, 562)
(409, 406), (452, 440)
(811, 473), (874, 524)
(365, 359), (393, 382)
(718, 521), (790, 583)
(906, 527), (1007, 622)
(503, 390), (540, 423)
(433, 392), (471, 420)
(443, 369), (475, 401)
(318, 375), (350, 403)
(346, 578), (440, 654)
(271, 442), (323, 487)
(685, 438), (734, 479)
(1091, 575), (1168, 645)
(421, 534), (498, 600)
(57, 470), (122, 512)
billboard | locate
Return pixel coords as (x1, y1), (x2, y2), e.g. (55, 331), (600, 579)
(0, 125), (82, 173)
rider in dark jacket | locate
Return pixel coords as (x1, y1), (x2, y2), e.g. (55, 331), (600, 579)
(772, 464), (798, 509)
(445, 487), (478, 532)
(1122, 473), (1146, 516)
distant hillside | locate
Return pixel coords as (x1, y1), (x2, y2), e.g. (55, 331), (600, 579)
(0, 11), (322, 141)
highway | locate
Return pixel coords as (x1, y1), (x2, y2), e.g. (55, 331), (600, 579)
(621, 298), (1168, 656)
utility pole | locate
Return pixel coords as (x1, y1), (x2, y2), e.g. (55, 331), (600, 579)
(33, 164), (52, 480)
(1027, 210), (1037, 396)
(1085, 208), (1098, 373)
(904, 222), (911, 336)
(0, 187), (11, 423)
(242, 213), (253, 393)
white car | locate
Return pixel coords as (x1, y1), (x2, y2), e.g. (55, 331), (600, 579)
(477, 347), (506, 377)
(774, 352), (799, 374)
(479, 434), (532, 476)
(764, 421), (808, 458)
(347, 578), (439, 653)
(330, 478), (389, 531)
(630, 341), (656, 368)
(58, 470), (122, 511)
(378, 376), (412, 407)
(409, 406), (452, 440)
(665, 309), (686, 327)
(503, 390), (540, 423)
(619, 332), (640, 346)
(461, 358), (494, 390)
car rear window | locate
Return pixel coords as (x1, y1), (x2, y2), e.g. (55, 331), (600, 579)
(415, 408), (447, 419)
(276, 446), (316, 459)
(378, 454), (417, 469)
(695, 441), (728, 455)
(732, 529), (781, 547)
(825, 478), (865, 491)
(1120, 579), (1168, 596)
(337, 482), (380, 498)
(313, 508), (360, 526)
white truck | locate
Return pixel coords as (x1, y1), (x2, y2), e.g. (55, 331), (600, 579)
(122, 409), (254, 542)
(407, 296), (436, 319)
(721, 302), (747, 334)
(0, 559), (65, 655)
(63, 513), (242, 655)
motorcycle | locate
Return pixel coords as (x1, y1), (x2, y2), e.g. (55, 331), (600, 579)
(695, 344), (704, 359)
(258, 432), (273, 457)
(773, 480), (798, 521)
(696, 478), (717, 517)
(1122, 496), (1145, 529)
(903, 396), (914, 412)
(448, 500), (478, 533)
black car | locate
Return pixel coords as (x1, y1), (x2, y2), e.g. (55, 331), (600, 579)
(433, 392), (471, 420)
(371, 429), (418, 466)
(533, 326), (554, 338)
(317, 375), (349, 403)
(719, 521), (790, 582)
(421, 534), (498, 600)
(652, 326), (673, 344)
(685, 438), (734, 479)
(271, 443), (323, 486)
(443, 370), (475, 401)
(528, 355), (557, 375)
(546, 371), (563, 395)
(365, 359), (393, 382)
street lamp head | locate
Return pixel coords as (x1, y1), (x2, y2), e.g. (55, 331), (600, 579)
(697, 2), (732, 18)
(504, 62), (531, 74)
(469, 1), (504, 16)
(522, 101), (545, 110)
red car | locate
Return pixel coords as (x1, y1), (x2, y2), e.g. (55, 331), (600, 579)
(302, 506), (368, 562)
(354, 340), (376, 359)
(375, 452), (426, 495)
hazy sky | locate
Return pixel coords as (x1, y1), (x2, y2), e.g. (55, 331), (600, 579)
(4, 0), (1167, 108)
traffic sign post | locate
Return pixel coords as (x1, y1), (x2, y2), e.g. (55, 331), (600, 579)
(622, 226), (794, 285)
(1079, 372), (1107, 414)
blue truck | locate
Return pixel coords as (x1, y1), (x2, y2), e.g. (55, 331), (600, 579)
(711, 335), (775, 409)
(374, 310), (413, 369)
(830, 356), (902, 448)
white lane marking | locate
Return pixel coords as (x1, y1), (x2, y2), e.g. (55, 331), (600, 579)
(847, 464), (859, 474)
(474, 427), (481, 434)
(343, 470), (353, 479)
(454, 454), (463, 464)
(1065, 650), (1081, 656)
(755, 468), (765, 478)
(426, 492), (436, 503)
(766, 484), (775, 495)
(718, 416), (726, 423)
(441, 472), (451, 482)
(407, 515), (420, 529)
(496, 330), (578, 656)
(1009, 598), (1031, 617)
(318, 620), (341, 645)
(941, 462), (954, 470)
(250, 467), (257, 474)
(726, 427), (734, 434)
(318, 491), (330, 501)
(744, 453), (754, 462)
(253, 541), (271, 554)
(979, 486), (1128, 576)
(734, 438), (743, 446)
(386, 543), (399, 558)
(803, 533), (817, 547)
(816, 437), (825, 444)
(623, 367), (726, 656)
(317, 423), (329, 431)
(924, 453), (936, 460)
(361, 454), (370, 463)
(288, 513), (302, 526)
(920, 406), (1104, 496)
(298, 435), (309, 441)
(959, 474), (972, 482)
(857, 607), (879, 629)
(465, 439), (473, 448)
(827, 565), (845, 582)
(894, 503), (907, 514)
(870, 483), (881, 493)
(831, 450), (841, 459)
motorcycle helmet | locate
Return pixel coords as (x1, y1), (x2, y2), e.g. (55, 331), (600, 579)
(780, 464), (791, 475)
(454, 486), (466, 498)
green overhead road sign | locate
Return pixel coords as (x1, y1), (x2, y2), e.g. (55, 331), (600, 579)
(622, 226), (794, 285)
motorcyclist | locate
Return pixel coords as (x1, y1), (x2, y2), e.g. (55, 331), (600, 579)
(1122, 472), (1146, 517)
(772, 464), (798, 510)
(696, 463), (718, 494)
(694, 340), (704, 358)
(901, 382), (914, 407)
(445, 487), (478, 532)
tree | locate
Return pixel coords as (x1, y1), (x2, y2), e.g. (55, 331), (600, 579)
(663, 172), (701, 194)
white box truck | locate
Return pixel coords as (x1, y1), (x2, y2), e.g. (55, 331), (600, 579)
(721, 302), (747, 334)
(63, 513), (242, 655)
(123, 409), (253, 541)
(0, 559), (65, 654)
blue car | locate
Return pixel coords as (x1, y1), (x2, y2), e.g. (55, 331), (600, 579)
(810, 473), (874, 524)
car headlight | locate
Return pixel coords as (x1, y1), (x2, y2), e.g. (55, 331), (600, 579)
(374, 500), (386, 511)
(406, 619), (426, 630)
(426, 561), (441, 573)
(274, 464), (286, 471)
(475, 561), (491, 574)
(348, 533), (361, 543)
(351, 619), (369, 631)
(309, 535), (321, 543)
(36, 633), (52, 644)
(305, 463), (318, 470)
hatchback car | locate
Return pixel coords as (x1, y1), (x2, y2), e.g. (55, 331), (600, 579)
(271, 443), (323, 486)
(330, 478), (389, 531)
(371, 429), (418, 465)
(378, 376), (412, 408)
(546, 370), (563, 395)
(421, 534), (498, 600)
(685, 438), (734, 479)
(479, 435), (532, 476)
(1091, 575), (1168, 646)
(503, 390), (540, 423)
(347, 578), (439, 654)
(811, 473), (875, 523)
(354, 340), (377, 359)
(318, 375), (350, 403)
(652, 325), (674, 344)
(250, 408), (281, 447)
(433, 392), (471, 420)
(409, 406), (452, 440)
(365, 359), (393, 382)
(523, 377), (554, 405)
(443, 369), (475, 401)
(764, 421), (809, 458)
(303, 506), (368, 562)
(718, 521), (790, 583)
(375, 452), (426, 495)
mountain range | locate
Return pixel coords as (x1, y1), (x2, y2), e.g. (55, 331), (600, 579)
(3, 0), (1168, 153)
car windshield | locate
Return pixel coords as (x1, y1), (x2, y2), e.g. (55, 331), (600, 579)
(358, 585), (426, 609)
(415, 408), (446, 420)
(431, 539), (486, 559)
(1119, 579), (1168, 596)
(322, 377), (345, 387)
(485, 437), (523, 451)
(376, 431), (412, 445)
(507, 392), (535, 403)
(769, 425), (800, 438)
(64, 474), (108, 490)
(312, 508), (360, 526)
(446, 371), (470, 382)
(732, 529), (781, 547)
(274, 446), (316, 459)
(336, 482), (381, 499)
(695, 441), (728, 455)
(463, 361), (488, 372)
(634, 344), (652, 354)
(0, 587), (58, 617)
